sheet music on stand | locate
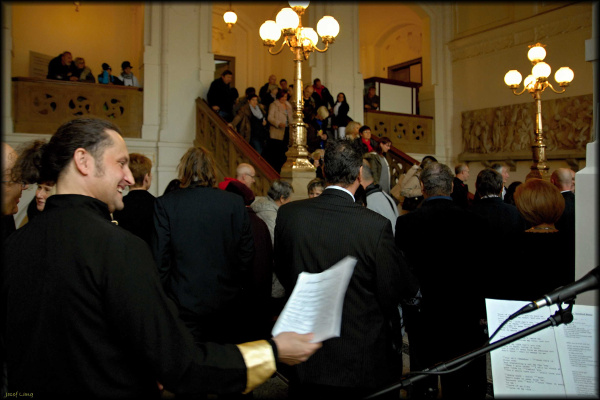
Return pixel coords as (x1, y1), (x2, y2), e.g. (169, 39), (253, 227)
(272, 256), (357, 343)
(485, 298), (598, 398)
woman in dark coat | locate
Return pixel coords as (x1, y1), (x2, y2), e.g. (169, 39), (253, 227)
(332, 92), (351, 139)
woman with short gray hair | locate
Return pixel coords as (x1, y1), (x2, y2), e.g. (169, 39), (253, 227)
(251, 179), (294, 319)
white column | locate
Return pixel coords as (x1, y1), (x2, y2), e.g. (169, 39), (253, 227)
(575, 1), (598, 306)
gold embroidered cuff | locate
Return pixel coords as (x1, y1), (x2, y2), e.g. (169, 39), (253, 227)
(236, 340), (277, 394)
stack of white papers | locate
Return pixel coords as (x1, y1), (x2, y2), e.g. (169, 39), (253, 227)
(486, 298), (598, 398)
(272, 256), (357, 343)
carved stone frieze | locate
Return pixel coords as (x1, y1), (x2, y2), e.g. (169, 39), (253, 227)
(460, 94), (593, 159)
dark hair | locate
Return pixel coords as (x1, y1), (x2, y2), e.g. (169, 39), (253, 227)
(376, 137), (392, 155)
(280, 79), (287, 84)
(420, 155), (438, 169)
(354, 184), (367, 206)
(323, 139), (363, 186)
(313, 78), (321, 85)
(475, 168), (503, 197)
(12, 140), (50, 185)
(41, 118), (119, 183)
(514, 179), (565, 226)
(276, 88), (288, 100)
(336, 92), (347, 104)
(359, 125), (371, 134)
(222, 70), (233, 77)
(245, 87), (256, 97)
(247, 94), (259, 102)
(177, 146), (217, 188)
(128, 153), (152, 188)
(420, 162), (453, 197)
(504, 181), (522, 206)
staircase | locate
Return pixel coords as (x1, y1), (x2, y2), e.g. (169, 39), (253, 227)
(196, 97), (420, 198)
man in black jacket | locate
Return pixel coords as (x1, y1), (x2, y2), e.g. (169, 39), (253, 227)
(207, 70), (235, 122)
(275, 139), (418, 399)
(1, 118), (321, 398)
(46, 51), (77, 81)
(396, 162), (489, 399)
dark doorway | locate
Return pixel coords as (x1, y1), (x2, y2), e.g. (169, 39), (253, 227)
(214, 55), (235, 87)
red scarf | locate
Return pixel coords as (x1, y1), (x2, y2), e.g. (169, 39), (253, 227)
(361, 138), (373, 152)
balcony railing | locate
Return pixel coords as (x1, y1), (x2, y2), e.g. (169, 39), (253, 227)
(12, 77), (143, 138)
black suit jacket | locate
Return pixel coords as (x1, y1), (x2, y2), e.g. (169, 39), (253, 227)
(153, 186), (254, 343)
(274, 188), (418, 389)
(556, 191), (575, 236)
(112, 189), (156, 247)
(450, 177), (469, 208)
(395, 198), (489, 360)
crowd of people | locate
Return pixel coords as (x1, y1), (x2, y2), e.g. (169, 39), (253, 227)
(211, 73), (386, 174)
(46, 51), (141, 87)
(1, 86), (580, 399)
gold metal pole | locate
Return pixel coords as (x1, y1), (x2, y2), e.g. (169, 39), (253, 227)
(281, 46), (314, 171)
(526, 90), (549, 180)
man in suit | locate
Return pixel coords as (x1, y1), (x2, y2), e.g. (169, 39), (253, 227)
(470, 168), (526, 299)
(274, 139), (419, 400)
(112, 153), (155, 247)
(450, 163), (470, 208)
(551, 168), (576, 273)
(395, 162), (489, 399)
(2, 119), (320, 397)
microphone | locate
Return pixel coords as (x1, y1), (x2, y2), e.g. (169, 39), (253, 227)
(514, 266), (599, 318)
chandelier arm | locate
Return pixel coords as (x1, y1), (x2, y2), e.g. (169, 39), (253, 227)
(547, 82), (567, 94)
(267, 40), (288, 55)
(312, 42), (330, 53)
(511, 87), (529, 96)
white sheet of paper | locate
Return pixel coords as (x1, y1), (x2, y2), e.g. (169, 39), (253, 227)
(271, 256), (357, 343)
(486, 298), (598, 398)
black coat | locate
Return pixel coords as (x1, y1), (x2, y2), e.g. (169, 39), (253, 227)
(153, 186), (254, 343)
(112, 189), (156, 247)
(450, 177), (470, 208)
(395, 198), (489, 358)
(1, 195), (249, 397)
(274, 188), (418, 390)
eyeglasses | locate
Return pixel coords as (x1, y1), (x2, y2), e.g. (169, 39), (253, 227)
(2, 180), (28, 189)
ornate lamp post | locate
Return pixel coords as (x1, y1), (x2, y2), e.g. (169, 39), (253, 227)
(259, 2), (339, 171)
(504, 43), (574, 180)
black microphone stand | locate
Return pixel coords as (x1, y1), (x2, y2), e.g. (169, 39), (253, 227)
(364, 300), (575, 399)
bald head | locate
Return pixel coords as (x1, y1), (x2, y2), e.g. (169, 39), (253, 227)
(550, 168), (574, 192)
(236, 163), (256, 189)
(2, 142), (23, 215)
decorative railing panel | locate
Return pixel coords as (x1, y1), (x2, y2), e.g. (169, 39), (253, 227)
(12, 77), (143, 138)
(365, 110), (435, 155)
(196, 98), (279, 197)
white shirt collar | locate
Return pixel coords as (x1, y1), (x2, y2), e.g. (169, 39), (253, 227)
(325, 185), (355, 202)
